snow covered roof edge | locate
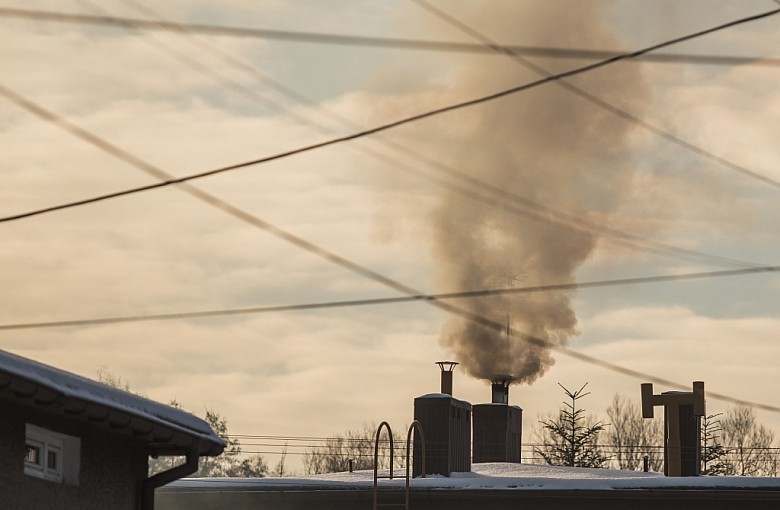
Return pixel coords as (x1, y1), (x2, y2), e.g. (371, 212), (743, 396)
(0, 349), (225, 455)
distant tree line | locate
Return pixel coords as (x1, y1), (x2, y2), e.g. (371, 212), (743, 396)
(531, 381), (778, 476)
(302, 423), (402, 475)
(299, 385), (778, 476)
(99, 368), (777, 477)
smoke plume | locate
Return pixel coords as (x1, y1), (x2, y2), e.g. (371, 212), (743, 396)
(416, 1), (648, 384)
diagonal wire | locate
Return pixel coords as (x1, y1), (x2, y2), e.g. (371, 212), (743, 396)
(0, 266), (776, 331)
(0, 6), (779, 67)
(411, 0), (780, 190)
(93, 0), (763, 271)
(0, 86), (761, 270)
(2, 12), (779, 410)
(0, 3), (775, 269)
(3, 4), (776, 203)
(1, 87), (778, 413)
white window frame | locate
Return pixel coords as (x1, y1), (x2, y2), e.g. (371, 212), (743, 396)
(24, 424), (80, 485)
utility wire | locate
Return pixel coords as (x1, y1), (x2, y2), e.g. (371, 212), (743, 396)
(3, 6), (778, 223)
(1, 266), (776, 331)
(1, 13), (778, 412)
(71, 0), (346, 138)
(27, 0), (754, 272)
(90, 0), (765, 272)
(91, 0), (770, 270)
(411, 0), (780, 190)
(0, 6), (779, 67)
(0, 83), (421, 299)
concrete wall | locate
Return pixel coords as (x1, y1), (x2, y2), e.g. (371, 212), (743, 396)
(0, 397), (148, 510)
(156, 486), (780, 510)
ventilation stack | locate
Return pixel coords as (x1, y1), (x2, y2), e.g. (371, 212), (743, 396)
(472, 376), (522, 464)
(412, 362), (471, 477)
(642, 381), (705, 476)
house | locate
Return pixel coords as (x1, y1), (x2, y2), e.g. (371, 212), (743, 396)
(0, 349), (225, 510)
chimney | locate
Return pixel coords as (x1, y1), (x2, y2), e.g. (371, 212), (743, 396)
(414, 361), (471, 476)
(435, 361), (458, 395)
(491, 375), (512, 404)
(473, 374), (522, 464)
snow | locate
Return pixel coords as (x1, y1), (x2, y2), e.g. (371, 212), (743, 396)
(171, 463), (780, 490)
(0, 349), (223, 447)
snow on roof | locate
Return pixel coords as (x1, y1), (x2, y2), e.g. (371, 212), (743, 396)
(0, 349), (224, 455)
(168, 463), (780, 491)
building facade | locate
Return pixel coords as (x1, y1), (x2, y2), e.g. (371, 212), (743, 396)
(0, 349), (225, 510)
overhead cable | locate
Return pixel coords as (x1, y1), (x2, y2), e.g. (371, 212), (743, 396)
(412, 0), (780, 190)
(0, 7), (779, 67)
(0, 266), (776, 331)
(77, 0), (764, 272)
(1, 12), (778, 412)
(3, 5), (779, 225)
(96, 0), (770, 269)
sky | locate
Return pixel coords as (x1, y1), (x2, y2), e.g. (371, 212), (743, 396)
(1, 0), (779, 473)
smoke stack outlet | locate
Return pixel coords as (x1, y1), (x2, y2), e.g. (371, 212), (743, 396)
(473, 375), (522, 464)
(491, 376), (512, 404)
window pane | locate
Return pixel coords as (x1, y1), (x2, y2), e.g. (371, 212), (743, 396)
(47, 450), (58, 470)
(25, 444), (41, 465)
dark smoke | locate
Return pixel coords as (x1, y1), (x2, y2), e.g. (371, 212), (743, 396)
(422, 1), (648, 384)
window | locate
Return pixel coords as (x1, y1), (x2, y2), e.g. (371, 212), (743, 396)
(24, 424), (80, 485)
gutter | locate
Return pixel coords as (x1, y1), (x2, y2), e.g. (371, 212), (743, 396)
(141, 450), (200, 510)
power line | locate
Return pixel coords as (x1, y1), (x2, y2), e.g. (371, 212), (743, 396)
(1, 6), (779, 67)
(2, 13), (778, 413)
(82, 0), (766, 272)
(95, 0), (770, 269)
(1, 266), (776, 331)
(2, 6), (778, 223)
(70, 0), (345, 138)
(226, 434), (780, 453)
(411, 0), (780, 190)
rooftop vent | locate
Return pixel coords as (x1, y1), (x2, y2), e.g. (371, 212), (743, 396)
(436, 361), (458, 396)
(491, 375), (513, 404)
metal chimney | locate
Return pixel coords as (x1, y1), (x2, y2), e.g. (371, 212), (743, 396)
(435, 361), (458, 395)
(473, 374), (522, 464)
(491, 375), (513, 404)
(415, 361), (471, 476)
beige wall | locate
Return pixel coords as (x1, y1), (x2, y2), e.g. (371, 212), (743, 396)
(0, 398), (148, 510)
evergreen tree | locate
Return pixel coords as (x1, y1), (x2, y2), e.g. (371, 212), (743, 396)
(701, 413), (728, 475)
(535, 383), (608, 468)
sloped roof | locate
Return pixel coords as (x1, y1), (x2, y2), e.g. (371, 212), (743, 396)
(0, 349), (224, 457)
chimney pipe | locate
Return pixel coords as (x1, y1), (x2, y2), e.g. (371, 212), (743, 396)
(491, 376), (513, 404)
(435, 361), (458, 395)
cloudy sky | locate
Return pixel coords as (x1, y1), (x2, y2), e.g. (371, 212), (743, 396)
(1, 0), (778, 471)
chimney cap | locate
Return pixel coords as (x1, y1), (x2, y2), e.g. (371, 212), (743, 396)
(435, 361), (459, 372)
(491, 374), (514, 386)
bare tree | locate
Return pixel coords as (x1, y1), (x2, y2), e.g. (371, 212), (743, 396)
(534, 383), (608, 468)
(303, 423), (401, 474)
(604, 394), (663, 471)
(721, 406), (777, 477)
(273, 444), (289, 477)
